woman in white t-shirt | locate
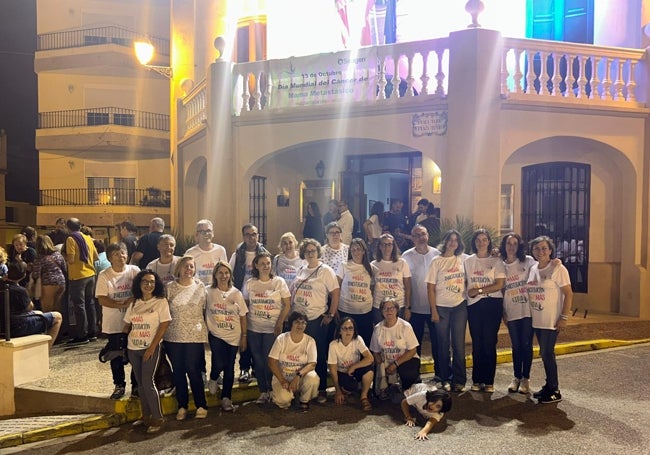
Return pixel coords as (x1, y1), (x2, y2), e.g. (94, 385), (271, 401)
(272, 232), (305, 290)
(527, 236), (573, 404)
(123, 270), (171, 434)
(370, 298), (420, 399)
(499, 233), (536, 395)
(321, 222), (349, 276)
(292, 238), (340, 403)
(327, 317), (374, 411)
(268, 311), (319, 410)
(336, 238), (377, 345)
(363, 201), (384, 260)
(426, 229), (468, 392)
(371, 233), (412, 324)
(401, 383), (452, 440)
(464, 229), (506, 393)
(244, 252), (291, 404)
(205, 261), (248, 412)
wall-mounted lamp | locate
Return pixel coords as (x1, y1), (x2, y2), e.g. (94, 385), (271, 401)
(134, 40), (172, 79)
(315, 160), (326, 178)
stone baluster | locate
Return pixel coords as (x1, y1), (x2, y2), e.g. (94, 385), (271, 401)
(538, 51), (549, 95)
(626, 61), (637, 102)
(500, 48), (509, 97)
(525, 49), (536, 95)
(551, 52), (563, 96)
(613, 59), (625, 100)
(564, 54), (575, 97)
(264, 66), (272, 109)
(434, 49), (445, 96)
(601, 57), (612, 100)
(590, 56), (601, 99)
(252, 71), (262, 111)
(576, 55), (588, 99)
(420, 50), (430, 96)
(241, 72), (251, 113)
(513, 48), (523, 94)
(391, 55), (401, 100)
(377, 60), (387, 100)
(405, 53), (415, 97)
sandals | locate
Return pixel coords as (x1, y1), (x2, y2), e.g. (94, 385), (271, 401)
(360, 397), (372, 411)
(299, 401), (310, 411)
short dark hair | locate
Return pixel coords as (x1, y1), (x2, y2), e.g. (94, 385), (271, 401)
(335, 317), (358, 341)
(529, 235), (557, 260)
(299, 238), (322, 259)
(106, 242), (127, 257)
(251, 252), (274, 279)
(471, 229), (493, 254)
(425, 389), (452, 413)
(7, 261), (26, 281)
(120, 221), (137, 233)
(241, 223), (257, 236)
(417, 198), (429, 207)
(287, 310), (308, 326)
(132, 269), (165, 299)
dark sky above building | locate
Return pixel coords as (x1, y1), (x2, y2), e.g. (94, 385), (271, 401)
(0, 0), (38, 204)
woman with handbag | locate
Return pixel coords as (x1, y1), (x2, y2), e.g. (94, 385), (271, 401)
(32, 235), (67, 313)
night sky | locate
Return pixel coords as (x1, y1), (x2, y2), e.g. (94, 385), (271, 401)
(0, 0), (38, 204)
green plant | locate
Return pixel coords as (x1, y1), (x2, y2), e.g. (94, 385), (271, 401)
(171, 230), (196, 256)
(438, 215), (500, 254)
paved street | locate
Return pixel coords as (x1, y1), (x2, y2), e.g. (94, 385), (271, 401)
(7, 344), (649, 455)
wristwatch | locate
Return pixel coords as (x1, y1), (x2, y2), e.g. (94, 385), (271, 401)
(478, 288), (484, 294)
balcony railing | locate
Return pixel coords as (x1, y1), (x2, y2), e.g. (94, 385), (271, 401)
(40, 188), (171, 207)
(38, 107), (170, 131)
(37, 25), (169, 55)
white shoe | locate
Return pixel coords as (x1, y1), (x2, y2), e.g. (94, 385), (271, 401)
(222, 397), (234, 412)
(195, 407), (208, 419)
(508, 378), (520, 393)
(518, 378), (530, 394)
(176, 407), (187, 421)
(208, 379), (219, 395)
(255, 392), (270, 404)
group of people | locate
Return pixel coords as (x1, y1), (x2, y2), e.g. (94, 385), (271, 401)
(2, 210), (572, 438)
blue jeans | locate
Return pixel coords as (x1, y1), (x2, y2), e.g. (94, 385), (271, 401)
(409, 312), (439, 377)
(535, 328), (559, 391)
(434, 301), (467, 385)
(507, 317), (533, 379)
(248, 331), (276, 393)
(305, 315), (329, 391)
(208, 333), (238, 399)
(68, 276), (97, 339)
(467, 297), (503, 385)
(163, 341), (207, 409)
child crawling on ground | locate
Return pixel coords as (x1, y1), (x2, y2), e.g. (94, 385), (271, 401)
(400, 383), (452, 440)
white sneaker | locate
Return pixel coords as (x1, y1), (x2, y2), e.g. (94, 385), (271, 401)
(222, 397), (234, 412)
(176, 407), (187, 421)
(508, 378), (520, 393)
(208, 379), (219, 395)
(442, 382), (452, 392)
(255, 392), (270, 404)
(195, 407), (208, 419)
(518, 378), (530, 394)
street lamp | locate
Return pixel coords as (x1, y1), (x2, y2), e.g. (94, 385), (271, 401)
(134, 40), (172, 79)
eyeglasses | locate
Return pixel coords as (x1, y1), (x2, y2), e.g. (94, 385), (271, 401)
(341, 326), (355, 331)
(197, 229), (212, 235)
(141, 280), (156, 286)
(532, 246), (550, 252)
(304, 249), (318, 254)
(327, 231), (342, 235)
(382, 306), (398, 312)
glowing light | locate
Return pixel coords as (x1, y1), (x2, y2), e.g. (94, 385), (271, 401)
(134, 40), (155, 66)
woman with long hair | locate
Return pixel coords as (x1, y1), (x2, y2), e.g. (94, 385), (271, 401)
(205, 261), (248, 412)
(123, 270), (171, 434)
(303, 202), (325, 242)
(371, 233), (412, 324)
(336, 238), (376, 345)
(245, 251), (291, 404)
(32, 235), (67, 313)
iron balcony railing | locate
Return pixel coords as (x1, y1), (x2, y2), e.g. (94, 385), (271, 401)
(38, 107), (170, 132)
(40, 188), (171, 207)
(37, 25), (169, 55)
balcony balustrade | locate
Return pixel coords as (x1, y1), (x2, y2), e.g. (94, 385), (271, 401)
(40, 188), (171, 207)
(38, 107), (170, 132)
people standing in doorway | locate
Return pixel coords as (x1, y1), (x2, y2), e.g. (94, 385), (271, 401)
(418, 202), (441, 248)
(230, 223), (268, 384)
(322, 199), (340, 238)
(464, 229), (506, 393)
(402, 225), (440, 379)
(364, 201), (384, 260)
(337, 199), (354, 245)
(131, 217), (165, 269)
(184, 219), (228, 286)
(119, 221), (138, 263)
(383, 198), (410, 252)
(303, 202), (325, 242)
(527, 236), (573, 404)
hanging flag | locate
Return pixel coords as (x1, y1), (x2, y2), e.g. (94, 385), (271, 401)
(384, 0), (396, 44)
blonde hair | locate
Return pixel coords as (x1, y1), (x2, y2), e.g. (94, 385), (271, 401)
(0, 247), (7, 264)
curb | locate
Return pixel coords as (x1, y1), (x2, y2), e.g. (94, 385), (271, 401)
(1, 338), (648, 448)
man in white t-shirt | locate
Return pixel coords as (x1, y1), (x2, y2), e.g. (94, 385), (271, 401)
(402, 225), (441, 379)
(96, 242), (140, 400)
(337, 200), (354, 245)
(184, 219), (228, 286)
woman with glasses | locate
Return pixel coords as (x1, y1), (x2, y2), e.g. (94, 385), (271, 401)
(327, 317), (374, 411)
(426, 230), (469, 393)
(370, 298), (420, 399)
(321, 222), (349, 275)
(527, 236), (573, 404)
(371, 233), (412, 324)
(244, 252), (291, 404)
(268, 311), (319, 410)
(336, 238), (376, 345)
(123, 270), (171, 434)
(163, 256), (209, 421)
(291, 238), (340, 404)
(205, 261), (248, 412)
(464, 229), (506, 393)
